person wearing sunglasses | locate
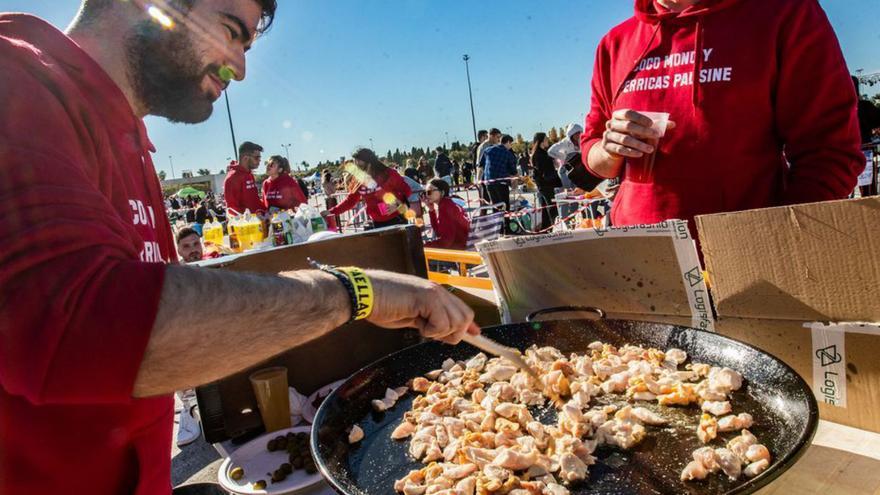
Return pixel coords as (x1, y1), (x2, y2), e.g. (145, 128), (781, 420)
(262, 155), (307, 211)
(423, 179), (469, 250)
(224, 141), (267, 216)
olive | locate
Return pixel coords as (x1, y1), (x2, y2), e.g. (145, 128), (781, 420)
(292, 456), (304, 469)
(281, 463), (293, 475)
(305, 463), (318, 475)
(266, 439), (277, 452)
(271, 469), (287, 483)
(252, 480), (267, 490)
(276, 436), (288, 450)
(297, 432), (308, 441)
(229, 466), (245, 481)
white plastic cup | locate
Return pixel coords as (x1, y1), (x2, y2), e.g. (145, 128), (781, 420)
(638, 111), (670, 138)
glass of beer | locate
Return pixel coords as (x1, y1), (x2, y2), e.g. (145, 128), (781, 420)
(249, 366), (291, 432)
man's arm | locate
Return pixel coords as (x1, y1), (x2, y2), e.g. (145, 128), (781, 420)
(135, 266), (476, 397)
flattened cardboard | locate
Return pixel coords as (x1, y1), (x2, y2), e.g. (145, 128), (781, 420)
(695, 197), (880, 322)
(477, 222), (712, 330)
(195, 226), (426, 443)
(696, 197), (880, 432)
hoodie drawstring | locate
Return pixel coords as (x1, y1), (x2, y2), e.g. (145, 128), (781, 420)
(692, 19), (704, 114)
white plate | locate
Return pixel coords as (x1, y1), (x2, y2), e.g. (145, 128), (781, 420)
(301, 379), (345, 424)
(218, 426), (322, 495)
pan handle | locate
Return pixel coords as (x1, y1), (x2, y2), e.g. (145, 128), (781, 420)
(526, 306), (606, 323)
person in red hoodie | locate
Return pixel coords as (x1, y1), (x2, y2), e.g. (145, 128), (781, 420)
(424, 179), (470, 250)
(262, 155), (307, 211)
(0, 3), (480, 495)
(324, 148), (413, 229)
(581, 0), (864, 232)
(224, 140), (266, 216)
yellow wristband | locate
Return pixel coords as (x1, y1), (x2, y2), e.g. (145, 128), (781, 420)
(338, 267), (374, 321)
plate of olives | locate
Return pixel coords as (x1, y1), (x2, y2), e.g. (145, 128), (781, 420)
(218, 426), (322, 494)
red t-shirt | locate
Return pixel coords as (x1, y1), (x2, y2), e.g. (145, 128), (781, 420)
(329, 169), (412, 222)
(580, 0), (862, 230)
(224, 163), (264, 215)
(425, 197), (470, 250)
(262, 173), (306, 210)
(0, 15), (175, 494)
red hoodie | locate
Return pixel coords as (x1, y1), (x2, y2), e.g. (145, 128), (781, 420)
(262, 173), (307, 210)
(329, 169), (412, 223)
(581, 0), (863, 229)
(425, 197), (470, 250)
(224, 162), (264, 215)
(0, 15), (175, 495)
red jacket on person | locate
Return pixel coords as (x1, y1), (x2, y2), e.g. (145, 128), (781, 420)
(262, 173), (307, 210)
(329, 169), (412, 223)
(224, 162), (264, 215)
(0, 14), (176, 494)
(425, 197), (470, 250)
(580, 0), (863, 230)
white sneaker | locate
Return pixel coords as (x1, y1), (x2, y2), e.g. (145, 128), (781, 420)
(176, 405), (201, 447)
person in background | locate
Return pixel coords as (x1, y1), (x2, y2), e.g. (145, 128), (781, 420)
(176, 227), (204, 263)
(531, 132), (562, 230)
(452, 159), (461, 186)
(224, 141), (265, 216)
(423, 178), (469, 250)
(433, 146), (453, 181)
(401, 171), (425, 222)
(262, 155), (306, 211)
(404, 158), (420, 182)
(193, 198), (209, 235)
(854, 76), (880, 145)
(518, 152), (531, 177)
(580, 0), (863, 231)
(322, 169), (338, 210)
(549, 123), (583, 168)
(462, 161), (475, 185)
(479, 134), (518, 211)
(170, 195), (181, 210)
(323, 148), (413, 229)
(417, 156), (433, 182)
(475, 128), (501, 201)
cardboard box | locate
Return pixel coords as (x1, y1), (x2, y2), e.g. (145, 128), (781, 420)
(696, 197), (880, 432)
(195, 226), (427, 443)
(477, 197), (880, 432)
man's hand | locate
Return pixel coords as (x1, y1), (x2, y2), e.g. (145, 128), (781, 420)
(366, 270), (480, 345)
(600, 109), (675, 160)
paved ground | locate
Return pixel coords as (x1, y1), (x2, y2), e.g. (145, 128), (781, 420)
(171, 397), (223, 488)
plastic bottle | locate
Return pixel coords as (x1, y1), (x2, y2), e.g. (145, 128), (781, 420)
(228, 215), (242, 253)
(270, 214), (286, 247)
(203, 218), (224, 247)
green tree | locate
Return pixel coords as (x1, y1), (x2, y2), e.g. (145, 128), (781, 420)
(197, 168), (211, 176)
(512, 134), (528, 155)
(157, 170), (166, 181)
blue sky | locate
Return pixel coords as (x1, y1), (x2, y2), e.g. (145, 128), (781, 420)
(2, 1), (878, 176)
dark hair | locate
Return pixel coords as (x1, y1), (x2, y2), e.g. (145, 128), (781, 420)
(268, 155), (290, 174)
(477, 130), (488, 139)
(239, 141), (263, 157)
(435, 146), (444, 153)
(501, 134), (514, 145)
(531, 132), (547, 156)
(80, 0), (277, 34)
(428, 178), (450, 198)
(489, 128), (502, 136)
(352, 148), (389, 179)
(176, 227), (200, 244)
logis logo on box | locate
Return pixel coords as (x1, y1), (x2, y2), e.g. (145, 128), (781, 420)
(684, 267), (703, 287)
(816, 345), (843, 367)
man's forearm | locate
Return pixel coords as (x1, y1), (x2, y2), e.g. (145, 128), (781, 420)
(133, 266), (349, 397)
(586, 141), (623, 179)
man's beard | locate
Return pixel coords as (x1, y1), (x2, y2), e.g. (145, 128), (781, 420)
(125, 20), (221, 123)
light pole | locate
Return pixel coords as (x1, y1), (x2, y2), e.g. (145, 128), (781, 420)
(445, 131), (449, 149)
(369, 137), (375, 150)
(168, 155), (175, 179)
(462, 54), (477, 144)
(281, 143), (292, 162)
(224, 91), (238, 161)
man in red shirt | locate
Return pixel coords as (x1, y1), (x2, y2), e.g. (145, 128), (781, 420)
(0, 2), (478, 494)
(580, 0), (863, 231)
(224, 141), (266, 215)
